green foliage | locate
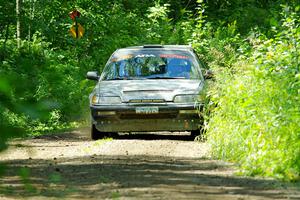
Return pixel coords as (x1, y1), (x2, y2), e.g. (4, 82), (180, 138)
(49, 172), (62, 184)
(0, 0), (299, 182)
(0, 165), (6, 177)
(19, 168), (37, 193)
(146, 2), (172, 43)
(111, 191), (121, 199)
(0, 0), (178, 149)
(1, 36), (84, 139)
(205, 6), (300, 181)
(0, 74), (26, 151)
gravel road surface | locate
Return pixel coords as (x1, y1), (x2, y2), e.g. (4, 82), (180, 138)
(0, 128), (299, 199)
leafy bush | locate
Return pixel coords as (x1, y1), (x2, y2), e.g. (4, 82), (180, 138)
(1, 0), (299, 182)
(206, 7), (300, 181)
(0, 0), (179, 144)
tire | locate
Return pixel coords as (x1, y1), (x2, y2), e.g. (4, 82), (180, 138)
(91, 124), (105, 140)
(190, 129), (200, 138)
(191, 127), (206, 141)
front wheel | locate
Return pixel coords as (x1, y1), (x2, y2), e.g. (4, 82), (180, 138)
(190, 128), (206, 141)
(190, 129), (200, 138)
(91, 124), (105, 140)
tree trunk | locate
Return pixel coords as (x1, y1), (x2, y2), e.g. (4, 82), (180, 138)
(28, 0), (35, 42)
(16, 0), (21, 48)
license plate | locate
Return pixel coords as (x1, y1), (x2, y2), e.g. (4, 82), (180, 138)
(135, 107), (159, 114)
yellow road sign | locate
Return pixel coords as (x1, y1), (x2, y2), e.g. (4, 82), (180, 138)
(69, 23), (84, 38)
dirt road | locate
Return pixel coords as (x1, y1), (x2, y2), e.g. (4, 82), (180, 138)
(0, 128), (299, 199)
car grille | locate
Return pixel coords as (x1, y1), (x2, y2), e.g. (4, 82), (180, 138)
(119, 112), (177, 119)
(129, 99), (165, 103)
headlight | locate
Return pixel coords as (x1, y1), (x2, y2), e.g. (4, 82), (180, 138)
(174, 95), (198, 103)
(91, 95), (121, 105)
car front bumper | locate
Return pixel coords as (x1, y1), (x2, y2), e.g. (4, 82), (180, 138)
(90, 103), (203, 132)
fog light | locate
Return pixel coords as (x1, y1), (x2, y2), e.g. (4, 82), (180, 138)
(97, 111), (116, 115)
(179, 110), (197, 114)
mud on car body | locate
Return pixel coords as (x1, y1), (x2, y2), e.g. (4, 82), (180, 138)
(87, 45), (208, 140)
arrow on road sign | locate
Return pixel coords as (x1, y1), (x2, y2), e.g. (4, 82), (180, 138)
(69, 23), (84, 39)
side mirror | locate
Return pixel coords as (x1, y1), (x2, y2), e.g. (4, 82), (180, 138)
(86, 71), (99, 81)
(204, 70), (214, 79)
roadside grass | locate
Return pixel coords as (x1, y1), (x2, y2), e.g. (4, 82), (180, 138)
(111, 191), (121, 199)
(83, 137), (113, 154)
(203, 10), (300, 181)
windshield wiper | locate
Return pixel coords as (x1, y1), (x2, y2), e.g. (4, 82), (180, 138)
(105, 77), (146, 81)
(105, 77), (124, 81)
(146, 77), (185, 79)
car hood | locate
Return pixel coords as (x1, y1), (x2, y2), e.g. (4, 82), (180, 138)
(97, 79), (203, 102)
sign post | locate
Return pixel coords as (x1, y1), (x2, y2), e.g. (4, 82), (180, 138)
(69, 10), (84, 39)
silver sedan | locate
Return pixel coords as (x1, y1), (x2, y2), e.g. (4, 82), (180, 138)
(87, 45), (208, 140)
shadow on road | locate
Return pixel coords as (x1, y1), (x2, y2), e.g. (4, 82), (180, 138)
(0, 130), (300, 200)
(1, 129), (299, 199)
(1, 154), (298, 199)
(32, 130), (197, 142)
(110, 132), (195, 141)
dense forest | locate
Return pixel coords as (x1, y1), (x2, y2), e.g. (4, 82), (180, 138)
(0, 0), (299, 181)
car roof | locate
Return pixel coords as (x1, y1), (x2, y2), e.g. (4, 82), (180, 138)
(119, 45), (194, 51)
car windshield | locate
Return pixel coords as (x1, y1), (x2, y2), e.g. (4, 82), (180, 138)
(101, 49), (201, 81)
